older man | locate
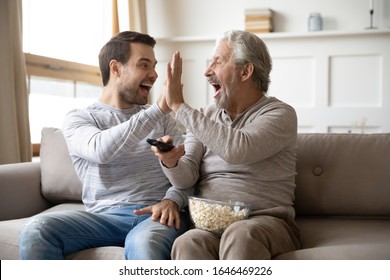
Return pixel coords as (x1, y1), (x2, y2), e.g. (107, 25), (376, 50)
(153, 30), (301, 259)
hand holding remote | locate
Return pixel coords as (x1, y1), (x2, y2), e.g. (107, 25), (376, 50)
(147, 138), (175, 152)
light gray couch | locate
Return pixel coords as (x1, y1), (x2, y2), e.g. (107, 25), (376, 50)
(1, 127), (389, 260)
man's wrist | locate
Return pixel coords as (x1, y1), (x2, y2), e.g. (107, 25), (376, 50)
(161, 198), (180, 209)
(157, 101), (172, 115)
(172, 102), (184, 113)
(161, 160), (179, 169)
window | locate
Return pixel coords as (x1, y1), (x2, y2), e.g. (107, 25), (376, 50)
(22, 0), (114, 146)
(23, 0), (112, 65)
(25, 53), (102, 145)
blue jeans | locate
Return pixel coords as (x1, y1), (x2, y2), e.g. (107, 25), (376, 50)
(19, 205), (190, 260)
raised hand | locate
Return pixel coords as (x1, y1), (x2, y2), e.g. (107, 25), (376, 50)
(165, 51), (184, 112)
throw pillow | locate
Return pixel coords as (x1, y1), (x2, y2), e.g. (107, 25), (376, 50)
(40, 127), (82, 203)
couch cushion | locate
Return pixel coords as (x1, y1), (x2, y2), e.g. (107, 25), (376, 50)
(0, 217), (30, 260)
(65, 246), (125, 260)
(275, 217), (390, 259)
(0, 203), (85, 260)
(40, 127), (82, 203)
(294, 133), (390, 216)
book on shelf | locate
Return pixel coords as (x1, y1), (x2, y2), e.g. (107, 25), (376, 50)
(245, 8), (273, 33)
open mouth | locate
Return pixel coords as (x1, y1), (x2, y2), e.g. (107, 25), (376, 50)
(139, 83), (153, 94)
(211, 83), (221, 97)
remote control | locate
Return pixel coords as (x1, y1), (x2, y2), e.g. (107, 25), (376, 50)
(146, 138), (175, 152)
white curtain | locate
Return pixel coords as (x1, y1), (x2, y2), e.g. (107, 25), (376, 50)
(112, 0), (147, 35)
(128, 0), (147, 33)
(112, 0), (120, 35)
(0, 0), (31, 164)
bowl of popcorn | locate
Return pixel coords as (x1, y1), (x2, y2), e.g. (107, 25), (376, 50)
(188, 196), (251, 235)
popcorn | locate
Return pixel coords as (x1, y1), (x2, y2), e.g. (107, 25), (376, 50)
(188, 196), (250, 235)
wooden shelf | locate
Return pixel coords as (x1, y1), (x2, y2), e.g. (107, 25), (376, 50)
(155, 29), (390, 43)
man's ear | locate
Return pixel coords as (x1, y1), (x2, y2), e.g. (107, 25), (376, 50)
(109, 60), (120, 77)
(241, 63), (254, 81)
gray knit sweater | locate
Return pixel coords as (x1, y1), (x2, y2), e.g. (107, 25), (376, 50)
(62, 101), (190, 213)
(163, 96), (298, 221)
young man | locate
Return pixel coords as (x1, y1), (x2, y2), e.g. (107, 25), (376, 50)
(154, 30), (301, 259)
(19, 31), (191, 260)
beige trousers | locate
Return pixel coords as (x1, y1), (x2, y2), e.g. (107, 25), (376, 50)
(171, 215), (300, 260)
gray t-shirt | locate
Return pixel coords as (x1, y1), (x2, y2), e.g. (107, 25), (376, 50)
(62, 101), (190, 213)
(163, 96), (298, 221)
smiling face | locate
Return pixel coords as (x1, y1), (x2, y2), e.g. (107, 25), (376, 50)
(117, 43), (158, 106)
(204, 40), (241, 111)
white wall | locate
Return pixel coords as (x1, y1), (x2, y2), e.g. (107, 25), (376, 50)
(145, 0), (390, 133)
(146, 0), (389, 37)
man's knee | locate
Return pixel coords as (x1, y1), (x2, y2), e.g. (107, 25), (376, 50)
(20, 215), (54, 241)
(220, 216), (297, 259)
(172, 229), (219, 260)
(125, 222), (179, 260)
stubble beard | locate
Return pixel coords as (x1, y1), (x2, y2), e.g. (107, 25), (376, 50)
(214, 74), (239, 110)
(215, 90), (229, 110)
(119, 87), (148, 106)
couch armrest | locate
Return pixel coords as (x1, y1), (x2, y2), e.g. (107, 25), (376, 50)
(0, 162), (52, 221)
